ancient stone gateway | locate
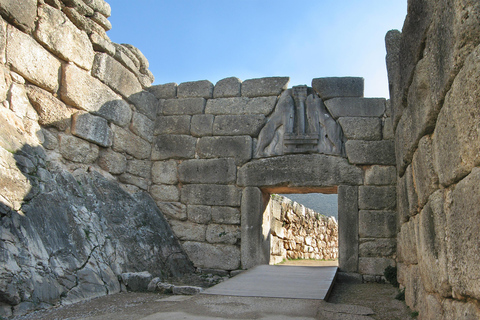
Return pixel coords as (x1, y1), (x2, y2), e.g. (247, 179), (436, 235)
(152, 76), (397, 281)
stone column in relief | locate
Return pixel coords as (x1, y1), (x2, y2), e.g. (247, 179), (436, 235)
(338, 185), (359, 273)
(241, 187), (270, 269)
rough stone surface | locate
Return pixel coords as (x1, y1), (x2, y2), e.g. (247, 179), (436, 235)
(206, 224), (240, 245)
(155, 115), (191, 135)
(182, 241), (241, 270)
(196, 136), (252, 165)
(59, 134), (99, 163)
(238, 154), (363, 187)
(338, 117), (382, 141)
(71, 112), (112, 147)
(128, 91), (158, 121)
(358, 186), (396, 210)
(358, 258), (395, 276)
(359, 239), (396, 257)
(151, 135), (197, 160)
(152, 160), (178, 185)
(98, 149), (127, 175)
(213, 115), (265, 136)
(177, 80), (213, 99)
(345, 140), (395, 165)
(121, 272), (152, 292)
(211, 207), (241, 225)
(148, 83), (177, 100)
(93, 99), (132, 127)
(190, 114), (214, 137)
(241, 77), (289, 97)
(338, 186), (359, 273)
(214, 77), (242, 98)
(155, 202), (187, 221)
(7, 25), (61, 93)
(364, 166), (396, 186)
(150, 184), (180, 202)
(130, 112), (154, 142)
(90, 32), (115, 55)
(111, 125), (151, 160)
(0, 0), (36, 32)
(205, 97), (277, 115)
(118, 173), (149, 190)
(359, 211), (396, 238)
(325, 98), (385, 119)
(162, 98), (205, 115)
(187, 205), (212, 224)
(412, 135), (438, 208)
(181, 184), (241, 207)
(178, 159), (236, 184)
(35, 5), (94, 70)
(397, 217), (418, 265)
(126, 160), (151, 179)
(312, 77), (364, 100)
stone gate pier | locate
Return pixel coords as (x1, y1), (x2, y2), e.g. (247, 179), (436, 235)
(150, 76), (397, 281)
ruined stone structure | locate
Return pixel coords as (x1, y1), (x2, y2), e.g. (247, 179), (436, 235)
(1, 0), (479, 318)
(267, 195), (338, 265)
(386, 0), (480, 318)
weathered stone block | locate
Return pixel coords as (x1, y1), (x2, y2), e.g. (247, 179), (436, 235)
(94, 99), (132, 127)
(338, 185), (358, 273)
(345, 140), (395, 165)
(113, 43), (138, 74)
(128, 91), (158, 121)
(118, 173), (148, 190)
(382, 117), (394, 140)
(205, 96), (277, 115)
(187, 205), (212, 224)
(213, 77), (241, 98)
(92, 53), (142, 99)
(196, 136), (252, 165)
(152, 160), (178, 185)
(358, 186), (396, 210)
(397, 216), (418, 265)
(324, 98), (385, 119)
(181, 184), (241, 206)
(111, 125), (151, 160)
(71, 112), (112, 147)
(178, 159), (236, 184)
(237, 154), (363, 187)
(7, 25), (61, 93)
(62, 7), (106, 39)
(151, 135), (197, 160)
(90, 32), (115, 55)
(98, 149), (126, 175)
(8, 83), (32, 119)
(359, 210), (396, 238)
(148, 83), (177, 100)
(154, 115), (191, 135)
(364, 165), (396, 186)
(358, 257), (395, 276)
(190, 114), (214, 137)
(126, 160), (150, 178)
(338, 117), (382, 141)
(311, 77), (364, 100)
(443, 299), (480, 320)
(150, 184), (179, 202)
(446, 167), (480, 300)
(155, 202), (187, 221)
(0, 0), (36, 32)
(412, 135), (438, 208)
(213, 115), (265, 136)
(91, 12), (111, 31)
(241, 77), (289, 97)
(359, 239), (396, 257)
(61, 63), (121, 113)
(177, 80), (213, 99)
(169, 220), (206, 242)
(206, 224), (240, 245)
(211, 207), (240, 225)
(130, 112), (154, 142)
(59, 134), (99, 163)
(35, 5), (94, 71)
(162, 98), (205, 115)
(182, 241), (240, 270)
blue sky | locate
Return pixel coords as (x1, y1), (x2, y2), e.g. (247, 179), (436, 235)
(107, 1), (407, 98)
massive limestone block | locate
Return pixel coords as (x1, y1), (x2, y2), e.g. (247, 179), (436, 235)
(126, 159), (151, 178)
(191, 114), (214, 137)
(213, 77), (242, 98)
(181, 184), (242, 207)
(91, 12), (111, 31)
(119, 173), (149, 190)
(90, 32), (115, 55)
(359, 239), (396, 257)
(130, 112), (154, 142)
(446, 168), (480, 300)
(206, 224), (240, 245)
(148, 83), (177, 100)
(433, 44), (480, 187)
(196, 136), (252, 165)
(237, 154), (363, 188)
(211, 206), (241, 225)
(359, 210), (396, 238)
(8, 83), (34, 119)
(98, 149), (127, 175)
(94, 100), (132, 127)
(83, 0), (111, 18)
(364, 165), (396, 186)
(311, 77), (364, 100)
(162, 98), (205, 115)
(187, 205), (212, 224)
(111, 125), (151, 160)
(151, 160), (178, 185)
(71, 112), (112, 147)
(358, 186), (396, 210)
(0, 0), (36, 32)
(345, 140), (395, 165)
(358, 257), (395, 276)
(182, 241), (241, 270)
(411, 135), (438, 208)
(241, 77), (289, 97)
(177, 80), (213, 99)
(212, 115), (265, 136)
(205, 97), (277, 115)
(154, 115), (191, 135)
(151, 135), (197, 160)
(62, 7), (106, 39)
(25, 85), (72, 131)
(385, 30), (402, 128)
(338, 117), (382, 141)
(397, 216), (418, 265)
(128, 90), (158, 121)
(61, 63), (122, 113)
(6, 25), (61, 93)
(92, 53), (143, 99)
(338, 185), (359, 274)
(59, 134), (99, 163)
(150, 184), (179, 202)
(169, 220), (207, 242)
(35, 5), (94, 71)
(178, 159), (236, 184)
(324, 98), (385, 119)
(155, 202), (187, 221)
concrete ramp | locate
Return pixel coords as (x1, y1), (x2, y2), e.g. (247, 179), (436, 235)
(203, 265), (338, 300)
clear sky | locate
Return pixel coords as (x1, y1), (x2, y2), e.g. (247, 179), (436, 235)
(107, 1), (407, 98)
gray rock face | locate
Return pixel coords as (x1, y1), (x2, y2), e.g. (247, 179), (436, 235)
(345, 140), (395, 165)
(112, 125), (151, 160)
(128, 90), (158, 121)
(177, 80), (213, 99)
(196, 136), (252, 165)
(358, 186), (396, 210)
(71, 112), (112, 147)
(205, 96), (277, 115)
(312, 77), (364, 100)
(338, 117), (382, 141)
(214, 77), (242, 98)
(324, 98), (385, 119)
(213, 115), (265, 136)
(181, 184), (242, 206)
(152, 135), (197, 160)
(155, 115), (191, 135)
(59, 134), (99, 163)
(359, 210), (396, 238)
(148, 83), (177, 99)
(94, 99), (132, 127)
(178, 159), (236, 184)
(241, 77), (289, 97)
(162, 98), (205, 115)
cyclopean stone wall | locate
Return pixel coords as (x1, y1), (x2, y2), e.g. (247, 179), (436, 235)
(266, 194), (338, 265)
(386, 0), (480, 318)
